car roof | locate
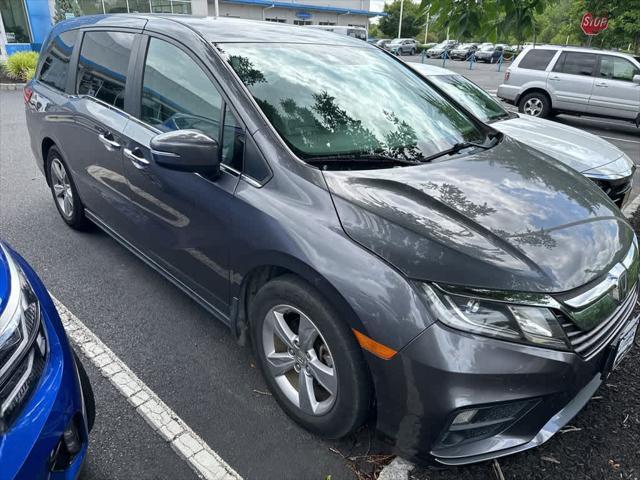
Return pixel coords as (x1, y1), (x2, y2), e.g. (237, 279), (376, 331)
(522, 44), (639, 62)
(56, 14), (367, 46)
(408, 63), (454, 76)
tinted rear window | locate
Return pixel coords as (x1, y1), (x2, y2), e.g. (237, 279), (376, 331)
(39, 30), (77, 92)
(553, 52), (597, 76)
(518, 49), (556, 70)
(76, 31), (136, 109)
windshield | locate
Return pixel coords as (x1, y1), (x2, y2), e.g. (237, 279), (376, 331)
(222, 44), (486, 164)
(458, 43), (474, 49)
(430, 74), (510, 123)
(480, 45), (494, 51)
(390, 39), (403, 45)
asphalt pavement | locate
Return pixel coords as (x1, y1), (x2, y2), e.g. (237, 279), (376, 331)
(1, 59), (639, 479)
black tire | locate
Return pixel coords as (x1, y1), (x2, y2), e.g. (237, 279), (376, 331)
(410, 48), (416, 56)
(490, 56), (496, 64)
(250, 275), (372, 439)
(46, 146), (90, 230)
(73, 350), (96, 432)
(518, 91), (552, 118)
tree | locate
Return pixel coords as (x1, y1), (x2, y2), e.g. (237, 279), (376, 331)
(421, 0), (486, 41)
(54, 0), (81, 23)
(379, 0), (427, 39)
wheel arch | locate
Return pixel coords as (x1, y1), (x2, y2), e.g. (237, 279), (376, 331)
(515, 87), (552, 108)
(41, 137), (57, 186)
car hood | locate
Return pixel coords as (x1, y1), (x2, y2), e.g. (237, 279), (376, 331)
(493, 115), (631, 177)
(0, 245), (11, 313)
(324, 137), (634, 293)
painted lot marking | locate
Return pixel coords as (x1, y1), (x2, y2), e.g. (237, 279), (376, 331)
(52, 296), (242, 480)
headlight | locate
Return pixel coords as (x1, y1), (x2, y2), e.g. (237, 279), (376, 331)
(0, 245), (44, 432)
(418, 284), (569, 350)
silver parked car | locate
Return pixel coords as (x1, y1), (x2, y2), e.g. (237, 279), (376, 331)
(497, 45), (640, 125)
(411, 63), (635, 206)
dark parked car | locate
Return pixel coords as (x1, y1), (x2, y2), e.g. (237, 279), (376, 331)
(475, 44), (504, 63)
(449, 42), (478, 60)
(26, 15), (640, 466)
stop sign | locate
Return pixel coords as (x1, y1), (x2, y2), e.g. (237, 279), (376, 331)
(581, 12), (609, 36)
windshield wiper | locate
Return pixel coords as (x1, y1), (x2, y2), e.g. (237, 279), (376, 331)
(421, 134), (500, 163)
(304, 153), (420, 167)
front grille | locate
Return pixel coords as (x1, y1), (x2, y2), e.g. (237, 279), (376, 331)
(561, 285), (638, 358)
(591, 177), (632, 207)
(0, 328), (46, 433)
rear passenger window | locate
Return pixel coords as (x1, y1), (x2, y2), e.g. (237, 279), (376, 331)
(39, 30), (77, 92)
(553, 52), (597, 76)
(77, 31), (136, 109)
(518, 49), (557, 70)
(140, 38), (223, 142)
(599, 56), (639, 81)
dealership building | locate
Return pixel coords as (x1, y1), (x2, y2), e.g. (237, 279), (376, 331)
(1, 0), (384, 56)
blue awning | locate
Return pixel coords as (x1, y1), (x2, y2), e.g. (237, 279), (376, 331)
(221, 0), (387, 17)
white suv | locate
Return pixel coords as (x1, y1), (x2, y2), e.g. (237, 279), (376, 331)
(497, 45), (640, 125)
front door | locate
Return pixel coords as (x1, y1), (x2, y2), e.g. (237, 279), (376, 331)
(119, 36), (245, 316)
(547, 51), (597, 113)
(70, 30), (139, 230)
(588, 55), (640, 120)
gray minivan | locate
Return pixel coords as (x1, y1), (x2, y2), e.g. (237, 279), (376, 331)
(498, 45), (640, 124)
(25, 15), (639, 466)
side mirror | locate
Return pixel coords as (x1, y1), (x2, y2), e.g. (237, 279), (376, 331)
(150, 129), (220, 175)
(633, 74), (640, 84)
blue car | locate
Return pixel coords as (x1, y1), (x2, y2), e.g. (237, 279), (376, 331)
(0, 242), (94, 479)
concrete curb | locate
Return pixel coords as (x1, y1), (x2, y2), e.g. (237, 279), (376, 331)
(377, 457), (415, 480)
(0, 82), (25, 90)
(622, 194), (640, 219)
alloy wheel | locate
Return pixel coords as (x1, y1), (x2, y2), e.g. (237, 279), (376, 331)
(523, 98), (544, 117)
(50, 158), (74, 218)
(262, 304), (337, 416)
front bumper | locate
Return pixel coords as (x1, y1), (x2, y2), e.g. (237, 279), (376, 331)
(371, 311), (638, 465)
(1, 254), (88, 480)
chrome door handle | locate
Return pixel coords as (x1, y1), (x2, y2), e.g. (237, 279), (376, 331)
(595, 82), (608, 87)
(549, 75), (561, 81)
(98, 133), (121, 150)
(124, 147), (150, 168)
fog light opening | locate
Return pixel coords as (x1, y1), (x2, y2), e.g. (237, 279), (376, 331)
(452, 409), (478, 425)
(50, 415), (83, 471)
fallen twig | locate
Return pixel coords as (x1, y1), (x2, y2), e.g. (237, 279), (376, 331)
(252, 389), (271, 395)
(560, 425), (583, 434)
(541, 456), (561, 464)
(493, 459), (506, 480)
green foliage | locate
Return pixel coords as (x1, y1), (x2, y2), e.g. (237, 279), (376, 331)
(379, 0), (427, 38)
(3, 51), (39, 82)
(54, 0), (82, 23)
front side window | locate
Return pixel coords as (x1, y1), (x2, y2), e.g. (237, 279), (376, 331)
(77, 31), (136, 109)
(39, 30), (77, 92)
(221, 105), (244, 170)
(518, 49), (556, 71)
(224, 44), (486, 164)
(430, 74), (510, 123)
(140, 38), (223, 143)
(0, 0), (31, 43)
(599, 56), (639, 82)
(554, 52), (597, 76)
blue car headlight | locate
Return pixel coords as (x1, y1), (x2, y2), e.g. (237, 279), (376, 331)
(0, 245), (46, 432)
(417, 283), (569, 350)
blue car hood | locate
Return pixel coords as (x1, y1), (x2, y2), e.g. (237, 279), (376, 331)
(0, 245), (10, 313)
(324, 137), (634, 293)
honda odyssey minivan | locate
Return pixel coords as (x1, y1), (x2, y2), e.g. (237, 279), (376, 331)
(25, 15), (639, 465)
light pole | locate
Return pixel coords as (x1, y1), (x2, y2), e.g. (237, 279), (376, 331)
(397, 0), (404, 38)
(424, 11), (430, 43)
(214, 0), (219, 17)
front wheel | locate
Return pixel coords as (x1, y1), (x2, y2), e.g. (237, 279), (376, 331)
(250, 275), (372, 439)
(518, 92), (551, 118)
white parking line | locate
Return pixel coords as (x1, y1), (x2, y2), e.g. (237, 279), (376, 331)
(52, 296), (242, 480)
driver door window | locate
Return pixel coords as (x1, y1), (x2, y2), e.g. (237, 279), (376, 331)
(140, 38), (223, 143)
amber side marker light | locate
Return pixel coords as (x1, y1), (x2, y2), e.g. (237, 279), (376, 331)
(352, 329), (397, 360)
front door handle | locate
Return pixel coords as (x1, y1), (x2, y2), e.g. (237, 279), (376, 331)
(549, 75), (561, 81)
(124, 147), (150, 169)
(595, 82), (608, 88)
(98, 133), (121, 150)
